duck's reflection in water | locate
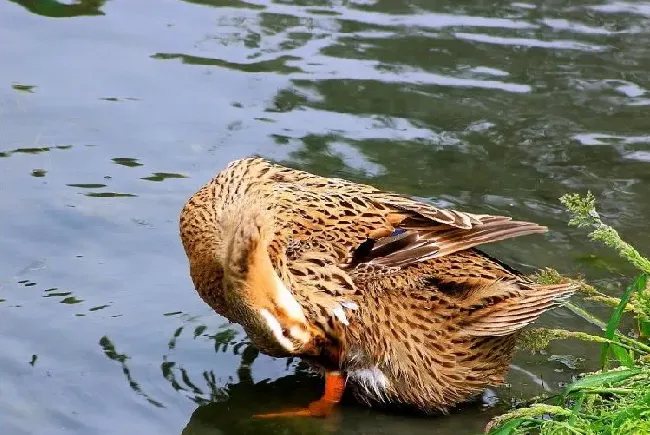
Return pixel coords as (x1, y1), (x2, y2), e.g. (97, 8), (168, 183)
(180, 362), (498, 435)
(181, 371), (340, 435)
(161, 322), (499, 434)
(163, 321), (339, 433)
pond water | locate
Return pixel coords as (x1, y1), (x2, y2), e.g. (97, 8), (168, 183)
(1, 0), (650, 434)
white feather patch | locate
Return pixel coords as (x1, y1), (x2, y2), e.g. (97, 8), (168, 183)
(259, 308), (295, 352)
(272, 274), (306, 323)
(332, 305), (349, 325)
(349, 367), (390, 400)
(288, 324), (310, 343)
(331, 300), (359, 326)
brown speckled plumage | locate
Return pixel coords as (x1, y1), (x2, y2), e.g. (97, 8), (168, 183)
(179, 157), (575, 413)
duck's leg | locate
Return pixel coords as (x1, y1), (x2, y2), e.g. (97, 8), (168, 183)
(253, 371), (345, 418)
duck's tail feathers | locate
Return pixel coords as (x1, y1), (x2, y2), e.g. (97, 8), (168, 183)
(460, 281), (577, 337)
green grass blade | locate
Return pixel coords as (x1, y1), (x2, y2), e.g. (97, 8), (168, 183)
(610, 341), (635, 368)
(486, 418), (525, 435)
(569, 393), (585, 425)
(600, 273), (649, 368)
(548, 420), (589, 435)
(564, 368), (640, 396)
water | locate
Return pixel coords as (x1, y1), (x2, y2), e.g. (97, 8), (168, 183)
(1, 0), (649, 434)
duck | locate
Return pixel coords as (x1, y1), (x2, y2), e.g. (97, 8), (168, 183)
(179, 157), (575, 418)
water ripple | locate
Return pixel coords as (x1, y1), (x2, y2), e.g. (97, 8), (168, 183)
(454, 32), (608, 51)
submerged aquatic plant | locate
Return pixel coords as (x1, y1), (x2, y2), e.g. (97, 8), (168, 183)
(486, 192), (650, 435)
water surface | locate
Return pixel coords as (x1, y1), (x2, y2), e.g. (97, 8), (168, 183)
(1, 0), (650, 434)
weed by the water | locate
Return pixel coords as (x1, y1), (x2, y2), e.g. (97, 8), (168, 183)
(485, 192), (650, 435)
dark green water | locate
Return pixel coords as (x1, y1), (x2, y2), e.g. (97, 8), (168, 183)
(1, 1), (649, 434)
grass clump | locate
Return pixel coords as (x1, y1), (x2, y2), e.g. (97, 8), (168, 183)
(486, 365), (650, 435)
(486, 192), (650, 435)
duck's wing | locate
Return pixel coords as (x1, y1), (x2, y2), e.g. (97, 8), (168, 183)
(348, 193), (548, 270)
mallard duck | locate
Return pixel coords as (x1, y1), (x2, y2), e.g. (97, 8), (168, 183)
(179, 157), (575, 418)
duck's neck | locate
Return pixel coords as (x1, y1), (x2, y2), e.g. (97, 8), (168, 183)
(219, 196), (310, 348)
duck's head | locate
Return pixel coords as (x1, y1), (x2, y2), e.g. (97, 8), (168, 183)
(214, 197), (322, 357)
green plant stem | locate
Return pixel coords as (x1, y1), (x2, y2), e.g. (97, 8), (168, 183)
(575, 387), (633, 395)
(560, 192), (650, 274)
(565, 303), (650, 354)
(617, 335), (650, 354)
(586, 333), (650, 355)
(566, 302), (607, 329)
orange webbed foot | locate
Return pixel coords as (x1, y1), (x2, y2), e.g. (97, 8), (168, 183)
(253, 371), (345, 419)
